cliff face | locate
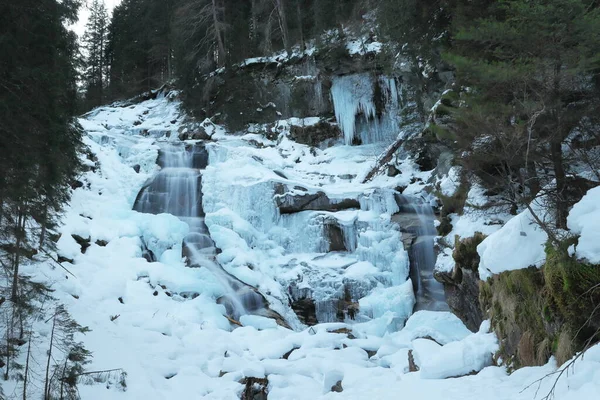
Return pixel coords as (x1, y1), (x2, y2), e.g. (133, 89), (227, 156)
(181, 37), (449, 137)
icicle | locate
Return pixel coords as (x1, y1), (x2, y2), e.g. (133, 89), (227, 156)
(331, 74), (404, 145)
(330, 73), (377, 145)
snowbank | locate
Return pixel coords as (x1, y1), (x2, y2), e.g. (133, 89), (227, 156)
(568, 185), (600, 263)
(478, 203), (548, 280)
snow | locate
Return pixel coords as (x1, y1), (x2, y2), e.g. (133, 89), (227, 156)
(568, 185), (600, 263)
(12, 93), (600, 400)
(439, 166), (462, 196)
(415, 321), (498, 379)
(478, 199), (549, 280)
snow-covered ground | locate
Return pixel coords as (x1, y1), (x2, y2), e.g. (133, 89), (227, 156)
(13, 95), (600, 399)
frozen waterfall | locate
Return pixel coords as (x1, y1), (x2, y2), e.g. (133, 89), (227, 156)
(133, 143), (265, 320)
(331, 73), (402, 145)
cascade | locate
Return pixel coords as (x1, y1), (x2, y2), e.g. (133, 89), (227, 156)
(394, 195), (449, 312)
(133, 142), (265, 320)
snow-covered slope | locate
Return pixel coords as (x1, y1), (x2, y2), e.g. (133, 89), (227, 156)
(23, 95), (600, 399)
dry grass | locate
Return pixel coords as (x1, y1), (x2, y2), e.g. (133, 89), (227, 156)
(517, 331), (537, 367)
(555, 329), (574, 366)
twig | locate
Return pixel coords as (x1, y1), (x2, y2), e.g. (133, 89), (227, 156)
(38, 248), (76, 278)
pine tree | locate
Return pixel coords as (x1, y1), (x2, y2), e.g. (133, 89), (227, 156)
(82, 0), (109, 109)
(446, 0), (600, 229)
(0, 0), (84, 383)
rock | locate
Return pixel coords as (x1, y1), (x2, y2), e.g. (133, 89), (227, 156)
(132, 164), (141, 173)
(324, 219), (346, 252)
(142, 248), (155, 263)
(274, 184), (359, 214)
(95, 239), (108, 247)
(241, 377), (268, 400)
(281, 347), (298, 359)
(290, 297), (318, 326)
(434, 233), (486, 332)
(70, 180), (84, 190)
(330, 380), (343, 393)
(386, 164), (401, 177)
(71, 234), (91, 254)
(408, 349), (419, 372)
(57, 255), (74, 264)
(288, 119), (341, 147)
(178, 124), (210, 141)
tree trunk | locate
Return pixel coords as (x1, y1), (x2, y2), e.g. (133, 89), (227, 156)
(550, 139), (568, 229)
(11, 208), (25, 303)
(23, 334), (31, 400)
(4, 315), (10, 381)
(39, 206), (47, 249)
(44, 312), (57, 400)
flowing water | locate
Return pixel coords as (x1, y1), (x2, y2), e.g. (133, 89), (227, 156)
(394, 195), (449, 312)
(133, 142), (265, 320)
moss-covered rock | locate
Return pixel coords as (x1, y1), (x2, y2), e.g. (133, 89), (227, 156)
(480, 239), (600, 369)
(435, 232), (486, 332)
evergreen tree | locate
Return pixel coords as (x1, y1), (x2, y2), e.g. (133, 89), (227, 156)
(446, 0), (600, 229)
(0, 0), (84, 383)
(82, 0), (109, 109)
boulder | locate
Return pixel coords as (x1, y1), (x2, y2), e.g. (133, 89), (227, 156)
(274, 183), (359, 214)
(178, 124), (211, 141)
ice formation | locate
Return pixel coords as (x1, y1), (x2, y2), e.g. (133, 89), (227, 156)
(331, 73), (402, 145)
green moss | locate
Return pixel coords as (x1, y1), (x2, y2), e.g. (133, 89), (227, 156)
(427, 122), (456, 141)
(453, 232), (486, 272)
(543, 240), (600, 344)
(481, 238), (600, 370)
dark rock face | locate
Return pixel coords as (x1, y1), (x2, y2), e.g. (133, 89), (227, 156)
(274, 183), (359, 214)
(434, 234), (486, 332)
(325, 219), (346, 252)
(288, 119), (341, 147)
(291, 297), (318, 326)
(436, 268), (482, 332)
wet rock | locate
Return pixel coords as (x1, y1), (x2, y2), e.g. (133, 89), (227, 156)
(324, 219), (346, 252)
(434, 234), (486, 332)
(274, 184), (359, 214)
